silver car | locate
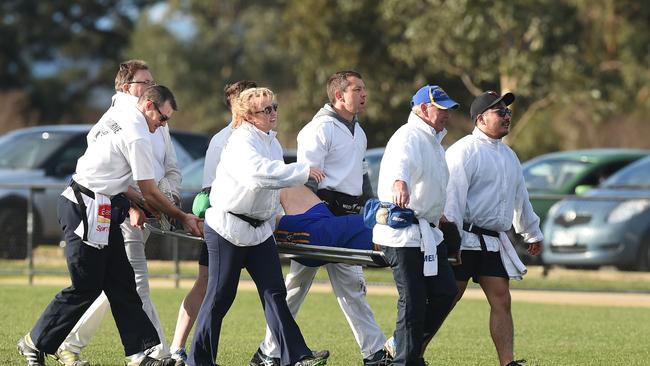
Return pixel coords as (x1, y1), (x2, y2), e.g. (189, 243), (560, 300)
(0, 125), (208, 258)
(542, 155), (650, 271)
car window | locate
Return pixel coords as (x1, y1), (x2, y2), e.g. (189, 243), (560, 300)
(602, 158), (650, 188)
(0, 131), (76, 169)
(523, 159), (590, 191)
(181, 158), (204, 191)
(170, 131), (209, 160)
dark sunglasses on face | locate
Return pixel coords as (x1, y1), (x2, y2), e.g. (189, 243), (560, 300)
(127, 80), (156, 86)
(254, 103), (279, 115)
(490, 107), (512, 118)
(152, 102), (170, 122)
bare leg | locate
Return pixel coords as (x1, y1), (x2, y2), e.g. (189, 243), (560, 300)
(479, 276), (513, 366)
(170, 264), (208, 350)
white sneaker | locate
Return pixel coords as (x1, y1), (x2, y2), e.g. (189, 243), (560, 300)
(51, 349), (90, 366)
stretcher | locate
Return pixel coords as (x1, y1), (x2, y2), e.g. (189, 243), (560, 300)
(144, 223), (390, 267)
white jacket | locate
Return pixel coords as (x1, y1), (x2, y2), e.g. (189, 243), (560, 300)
(373, 112), (449, 248)
(444, 127), (543, 252)
(205, 123), (310, 246)
(297, 104), (367, 196)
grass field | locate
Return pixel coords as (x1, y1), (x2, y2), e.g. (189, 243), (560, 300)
(2, 283), (650, 365)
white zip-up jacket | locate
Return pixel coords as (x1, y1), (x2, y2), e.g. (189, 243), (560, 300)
(297, 104), (367, 196)
(205, 123), (310, 246)
(444, 127), (543, 251)
(373, 112), (449, 248)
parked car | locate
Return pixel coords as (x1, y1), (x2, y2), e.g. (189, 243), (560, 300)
(510, 149), (649, 264)
(0, 124), (209, 259)
(542, 155), (650, 271)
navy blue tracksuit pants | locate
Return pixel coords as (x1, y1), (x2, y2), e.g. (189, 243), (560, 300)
(189, 223), (312, 366)
(30, 196), (159, 355)
(382, 242), (458, 366)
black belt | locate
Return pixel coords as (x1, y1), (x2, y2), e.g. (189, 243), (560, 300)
(229, 212), (265, 228)
(317, 189), (363, 216)
(463, 222), (499, 252)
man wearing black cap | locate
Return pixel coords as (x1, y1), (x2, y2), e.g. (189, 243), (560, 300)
(444, 91), (543, 366)
(374, 85), (460, 366)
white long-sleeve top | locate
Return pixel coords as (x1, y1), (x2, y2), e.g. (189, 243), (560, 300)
(87, 92), (181, 195)
(297, 104), (367, 196)
(444, 127), (543, 252)
(202, 123), (234, 189)
(205, 123), (310, 246)
(372, 112), (449, 248)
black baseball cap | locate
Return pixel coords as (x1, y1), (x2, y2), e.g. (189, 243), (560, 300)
(470, 91), (515, 122)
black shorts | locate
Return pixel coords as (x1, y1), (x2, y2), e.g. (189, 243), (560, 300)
(198, 242), (209, 267)
(453, 250), (508, 283)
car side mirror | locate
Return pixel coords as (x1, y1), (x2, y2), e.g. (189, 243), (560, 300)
(574, 184), (593, 195)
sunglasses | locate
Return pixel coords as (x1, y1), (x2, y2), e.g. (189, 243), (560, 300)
(489, 107), (512, 118)
(254, 103), (279, 115)
(127, 80), (156, 86)
(152, 102), (170, 122)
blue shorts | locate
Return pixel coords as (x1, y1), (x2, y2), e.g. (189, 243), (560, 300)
(276, 202), (373, 267)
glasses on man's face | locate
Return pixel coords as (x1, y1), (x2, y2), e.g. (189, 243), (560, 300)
(490, 107), (512, 118)
(127, 80), (156, 86)
(152, 102), (170, 122)
(254, 103), (279, 115)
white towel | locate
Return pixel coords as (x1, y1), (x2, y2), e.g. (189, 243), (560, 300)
(63, 187), (111, 249)
(498, 232), (527, 280)
(419, 218), (444, 277)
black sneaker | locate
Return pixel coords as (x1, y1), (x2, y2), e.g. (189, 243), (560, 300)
(137, 356), (178, 366)
(364, 349), (392, 365)
(250, 348), (280, 366)
(17, 336), (45, 366)
(294, 350), (330, 366)
(505, 360), (526, 366)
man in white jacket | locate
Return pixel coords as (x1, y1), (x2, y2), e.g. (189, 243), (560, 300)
(444, 91), (543, 366)
(374, 85), (459, 366)
(253, 71), (389, 366)
(55, 60), (183, 366)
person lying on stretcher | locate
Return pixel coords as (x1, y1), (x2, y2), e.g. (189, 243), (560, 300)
(193, 185), (459, 267)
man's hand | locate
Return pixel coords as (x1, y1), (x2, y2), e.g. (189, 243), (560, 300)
(129, 206), (146, 229)
(527, 241), (543, 256)
(392, 180), (409, 208)
(180, 213), (203, 237)
(450, 251), (462, 266)
(309, 167), (325, 183)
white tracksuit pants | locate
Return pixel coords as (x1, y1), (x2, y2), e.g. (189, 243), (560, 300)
(260, 260), (386, 359)
(58, 221), (170, 358)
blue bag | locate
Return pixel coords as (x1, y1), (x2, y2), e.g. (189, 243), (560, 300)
(363, 198), (416, 229)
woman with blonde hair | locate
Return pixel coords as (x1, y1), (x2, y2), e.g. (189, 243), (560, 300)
(188, 88), (330, 366)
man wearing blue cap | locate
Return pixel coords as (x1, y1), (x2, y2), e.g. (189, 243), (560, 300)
(444, 91), (543, 366)
(373, 85), (460, 366)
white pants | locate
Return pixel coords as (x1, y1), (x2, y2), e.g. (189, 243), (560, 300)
(58, 221), (170, 358)
(260, 261), (386, 359)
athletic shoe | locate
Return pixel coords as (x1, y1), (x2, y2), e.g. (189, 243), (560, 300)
(383, 336), (396, 359)
(129, 356), (178, 366)
(17, 336), (45, 366)
(363, 349), (392, 365)
(293, 350), (329, 366)
(51, 349), (90, 366)
(249, 347), (280, 366)
(505, 360), (526, 366)
(171, 348), (188, 364)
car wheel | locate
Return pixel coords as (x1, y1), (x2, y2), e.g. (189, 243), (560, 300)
(0, 206), (27, 259)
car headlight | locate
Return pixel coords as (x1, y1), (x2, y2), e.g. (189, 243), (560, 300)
(607, 199), (650, 223)
(547, 200), (565, 218)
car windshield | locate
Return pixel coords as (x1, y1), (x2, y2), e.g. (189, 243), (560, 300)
(0, 130), (75, 169)
(602, 158), (650, 189)
(523, 159), (590, 191)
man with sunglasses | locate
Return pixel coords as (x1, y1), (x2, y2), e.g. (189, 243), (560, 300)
(17, 85), (202, 366)
(52, 61), (185, 366)
(251, 71), (389, 366)
(444, 91), (543, 366)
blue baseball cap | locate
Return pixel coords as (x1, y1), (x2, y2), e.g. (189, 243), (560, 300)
(411, 85), (459, 110)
